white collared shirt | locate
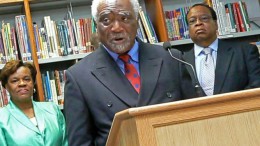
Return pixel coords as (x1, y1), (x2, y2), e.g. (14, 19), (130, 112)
(194, 38), (218, 84)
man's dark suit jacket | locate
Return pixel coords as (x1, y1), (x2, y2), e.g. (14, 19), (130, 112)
(64, 40), (189, 146)
(182, 39), (260, 98)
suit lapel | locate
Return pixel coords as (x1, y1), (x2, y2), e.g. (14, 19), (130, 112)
(91, 47), (138, 107)
(214, 40), (234, 94)
(183, 47), (206, 96)
(33, 102), (46, 133)
(183, 48), (197, 85)
(137, 42), (162, 106)
(8, 101), (40, 134)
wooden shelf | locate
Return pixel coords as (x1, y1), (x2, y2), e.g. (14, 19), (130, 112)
(38, 53), (91, 64)
(0, 0), (23, 5)
(161, 29), (260, 46)
(29, 0), (91, 11)
(220, 29), (260, 39)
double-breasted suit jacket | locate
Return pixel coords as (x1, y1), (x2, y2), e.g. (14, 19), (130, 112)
(64, 40), (190, 146)
(182, 39), (260, 98)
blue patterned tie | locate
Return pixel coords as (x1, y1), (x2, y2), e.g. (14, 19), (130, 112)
(200, 47), (215, 96)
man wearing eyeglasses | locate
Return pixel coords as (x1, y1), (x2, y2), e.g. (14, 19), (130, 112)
(183, 3), (260, 97)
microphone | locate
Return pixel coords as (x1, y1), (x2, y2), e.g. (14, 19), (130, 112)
(163, 42), (205, 97)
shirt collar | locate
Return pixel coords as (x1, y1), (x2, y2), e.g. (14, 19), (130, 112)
(103, 40), (139, 62)
(194, 38), (218, 56)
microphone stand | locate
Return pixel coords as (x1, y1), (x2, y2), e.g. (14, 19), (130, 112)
(167, 49), (205, 97)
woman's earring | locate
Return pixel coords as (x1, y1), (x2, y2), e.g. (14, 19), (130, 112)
(33, 88), (36, 93)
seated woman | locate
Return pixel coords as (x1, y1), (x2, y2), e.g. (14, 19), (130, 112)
(0, 60), (67, 146)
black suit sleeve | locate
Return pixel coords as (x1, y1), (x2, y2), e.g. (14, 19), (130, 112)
(244, 43), (260, 89)
(64, 70), (95, 146)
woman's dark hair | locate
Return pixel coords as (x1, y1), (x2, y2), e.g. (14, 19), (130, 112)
(0, 60), (37, 88)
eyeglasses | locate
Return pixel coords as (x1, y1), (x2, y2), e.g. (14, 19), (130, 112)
(188, 15), (213, 25)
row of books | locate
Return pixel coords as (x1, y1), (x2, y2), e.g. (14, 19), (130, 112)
(34, 12), (96, 60)
(207, 0), (251, 35)
(137, 7), (158, 44)
(0, 82), (9, 108)
(165, 0), (252, 41)
(41, 70), (66, 106)
(0, 11), (96, 64)
(0, 22), (20, 64)
(165, 7), (190, 41)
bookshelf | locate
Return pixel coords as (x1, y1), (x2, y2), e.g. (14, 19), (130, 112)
(143, 0), (260, 43)
(38, 53), (90, 64)
(28, 0), (93, 105)
(158, 29), (260, 46)
(0, 0), (93, 105)
(1, 0), (259, 106)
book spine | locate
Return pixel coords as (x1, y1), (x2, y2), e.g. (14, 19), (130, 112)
(235, 2), (246, 32)
(49, 71), (58, 105)
(238, 1), (250, 31)
(232, 3), (241, 32)
(0, 31), (5, 64)
(41, 73), (47, 100)
(45, 71), (53, 102)
(21, 15), (32, 60)
(226, 3), (237, 32)
(139, 8), (153, 43)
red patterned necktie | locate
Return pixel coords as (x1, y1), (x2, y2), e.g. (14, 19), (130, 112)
(119, 54), (141, 93)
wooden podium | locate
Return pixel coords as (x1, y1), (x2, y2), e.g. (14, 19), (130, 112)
(106, 88), (260, 146)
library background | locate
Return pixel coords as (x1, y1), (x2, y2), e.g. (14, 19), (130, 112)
(0, 0), (259, 109)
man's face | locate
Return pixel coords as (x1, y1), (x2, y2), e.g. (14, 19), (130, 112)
(96, 0), (138, 54)
(187, 6), (218, 47)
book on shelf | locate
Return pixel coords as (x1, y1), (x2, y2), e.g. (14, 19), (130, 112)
(0, 21), (19, 63)
(41, 69), (66, 106)
(137, 19), (148, 43)
(235, 2), (246, 32)
(15, 15), (30, 61)
(11, 27), (19, 60)
(41, 73), (47, 100)
(164, 6), (190, 41)
(54, 70), (62, 105)
(225, 3), (237, 33)
(145, 12), (158, 43)
(22, 1), (97, 61)
(0, 82), (9, 107)
(204, 0), (252, 35)
(0, 31), (6, 64)
(238, 1), (251, 32)
(58, 70), (66, 105)
(232, 2), (241, 32)
(139, 7), (157, 44)
(44, 71), (53, 102)
(33, 22), (42, 59)
(49, 71), (58, 105)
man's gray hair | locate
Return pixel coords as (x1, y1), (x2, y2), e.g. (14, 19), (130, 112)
(91, 0), (140, 21)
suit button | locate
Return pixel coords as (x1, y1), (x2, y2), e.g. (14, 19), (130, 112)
(107, 101), (113, 107)
(166, 92), (172, 98)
